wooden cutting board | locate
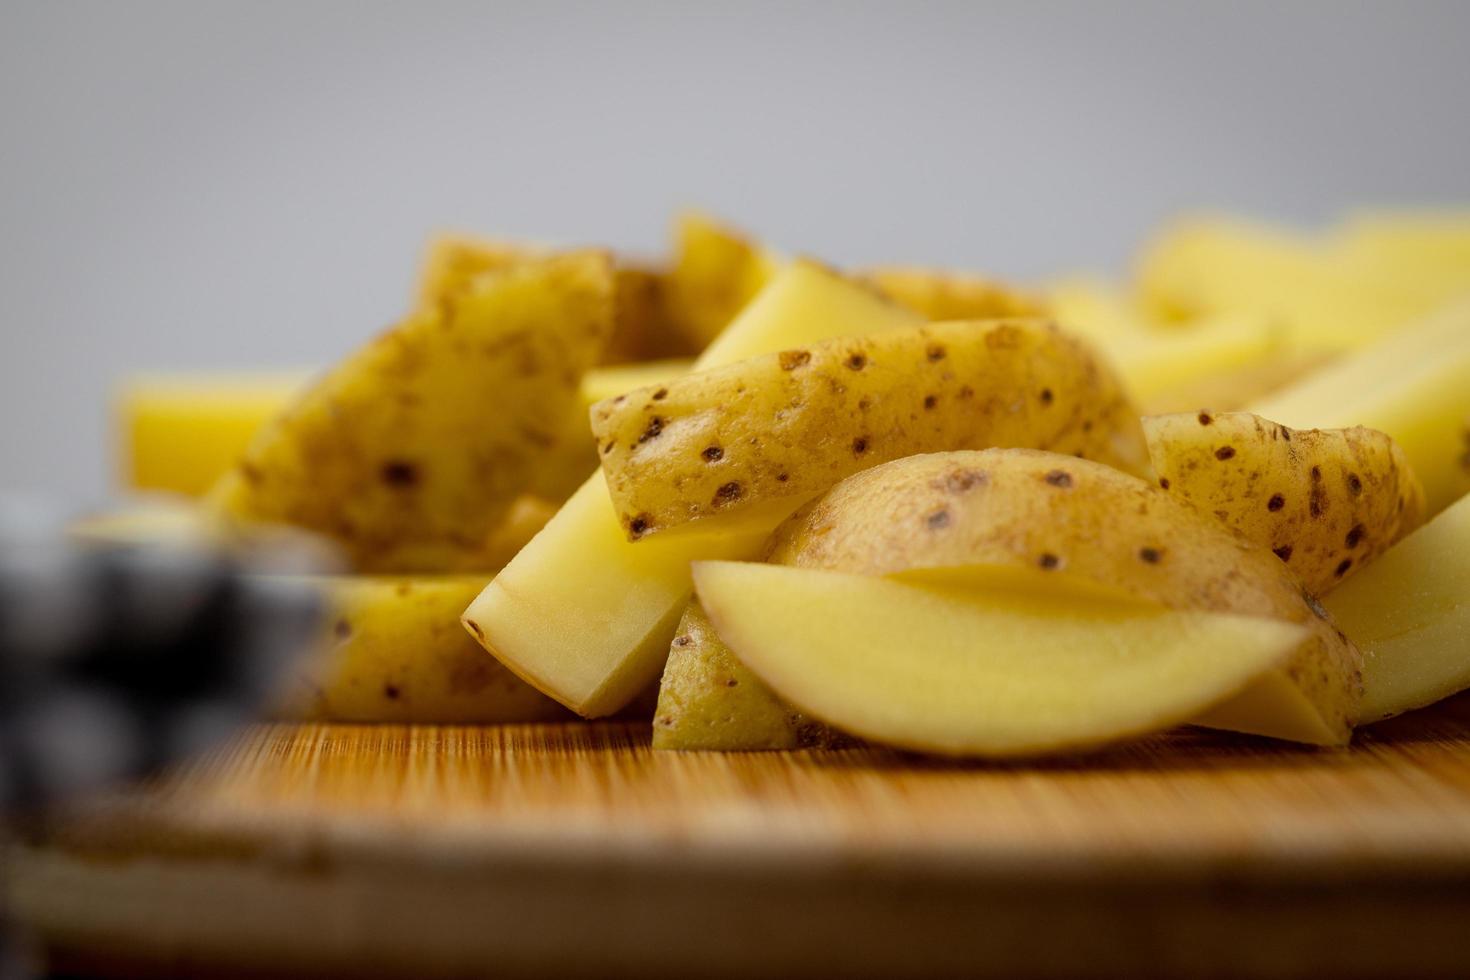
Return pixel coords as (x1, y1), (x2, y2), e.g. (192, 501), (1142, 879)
(8, 696), (1470, 979)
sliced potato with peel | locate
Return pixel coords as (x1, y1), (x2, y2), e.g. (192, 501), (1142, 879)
(1324, 491), (1470, 724)
(1145, 412), (1425, 593)
(693, 561), (1305, 758)
(208, 251), (615, 572)
(592, 319), (1146, 539)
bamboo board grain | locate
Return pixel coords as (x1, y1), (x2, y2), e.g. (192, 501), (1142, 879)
(9, 695), (1470, 979)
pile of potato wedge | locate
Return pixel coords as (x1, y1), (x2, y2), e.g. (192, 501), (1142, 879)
(106, 209), (1470, 757)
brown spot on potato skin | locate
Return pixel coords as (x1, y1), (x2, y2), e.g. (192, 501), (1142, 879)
(602, 441), (615, 455)
(1138, 547), (1162, 564)
(384, 684), (401, 701)
(1335, 558), (1353, 577)
(1038, 553), (1061, 570)
(1346, 524), (1365, 548)
(1044, 470), (1074, 488)
(1214, 446), (1236, 461)
(652, 388), (668, 401)
(638, 416), (664, 443)
(1268, 494), (1285, 512)
(713, 482), (743, 506)
(1158, 478), (1170, 490)
(926, 509), (951, 530)
(1198, 412), (1214, 426)
(852, 437), (869, 455)
(776, 473), (789, 482)
(945, 469), (987, 493)
(629, 515), (652, 538)
(672, 634), (692, 648)
(846, 353), (868, 371)
(779, 350), (811, 370)
(1039, 388), (1054, 406)
(1347, 472), (1362, 495)
(926, 344), (946, 362)
(923, 394), (938, 410)
(1273, 545), (1294, 562)
(380, 460), (419, 487)
(702, 446), (724, 462)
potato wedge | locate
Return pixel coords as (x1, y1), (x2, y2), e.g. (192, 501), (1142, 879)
(693, 561), (1305, 758)
(1251, 299), (1470, 514)
(462, 261), (921, 717)
(863, 267), (1046, 320)
(1145, 412), (1425, 593)
(653, 599), (841, 750)
(1324, 491), (1470, 723)
(275, 575), (568, 723)
(419, 233), (683, 362)
(591, 319), (1147, 539)
(664, 211), (779, 351)
(764, 449), (1363, 745)
(208, 251), (615, 571)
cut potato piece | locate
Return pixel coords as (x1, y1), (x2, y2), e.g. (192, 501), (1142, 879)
(1251, 299), (1470, 515)
(418, 234), (678, 363)
(1145, 413), (1425, 592)
(653, 600), (840, 751)
(463, 261), (922, 716)
(767, 449), (1363, 745)
(1333, 212), (1470, 312)
(592, 319), (1146, 538)
(275, 575), (567, 723)
(1324, 492), (1470, 723)
(863, 267), (1046, 321)
(664, 211), (779, 351)
(693, 561), (1305, 757)
(119, 372), (312, 497)
(1136, 214), (1426, 349)
(208, 252), (615, 572)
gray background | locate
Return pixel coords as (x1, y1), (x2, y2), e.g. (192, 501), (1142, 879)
(3, 1), (1468, 502)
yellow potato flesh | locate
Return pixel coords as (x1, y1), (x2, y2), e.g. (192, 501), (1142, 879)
(462, 262), (921, 716)
(1250, 300), (1470, 515)
(1324, 492), (1470, 723)
(276, 575), (566, 724)
(693, 561), (1304, 758)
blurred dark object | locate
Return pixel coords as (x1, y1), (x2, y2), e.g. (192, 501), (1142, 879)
(0, 498), (329, 976)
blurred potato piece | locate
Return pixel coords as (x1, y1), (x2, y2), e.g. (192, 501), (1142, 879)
(864, 266), (1047, 321)
(591, 319), (1146, 539)
(276, 575), (568, 723)
(420, 233), (682, 362)
(1333, 211), (1470, 311)
(208, 251), (615, 572)
(1145, 413), (1425, 593)
(664, 211), (779, 351)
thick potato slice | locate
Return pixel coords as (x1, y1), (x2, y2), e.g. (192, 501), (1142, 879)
(1145, 413), (1425, 593)
(591, 319), (1147, 539)
(462, 261), (921, 716)
(208, 252), (615, 572)
(1251, 299), (1470, 515)
(664, 211), (779, 351)
(693, 561), (1304, 757)
(1136, 214), (1428, 349)
(419, 233), (683, 363)
(275, 575), (567, 723)
(1324, 492), (1470, 723)
(863, 267), (1046, 320)
(653, 599), (841, 750)
(119, 372), (311, 497)
(765, 449), (1363, 745)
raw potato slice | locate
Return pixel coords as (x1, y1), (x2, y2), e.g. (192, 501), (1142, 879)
(693, 561), (1305, 758)
(1251, 300), (1470, 515)
(592, 319), (1147, 538)
(418, 234), (680, 363)
(1324, 492), (1470, 723)
(664, 211), (779, 351)
(462, 261), (922, 716)
(1333, 212), (1470, 311)
(208, 252), (615, 572)
(1145, 412), (1425, 593)
(863, 267), (1046, 320)
(275, 575), (567, 723)
(653, 600), (841, 751)
(119, 372), (312, 497)
(766, 449), (1363, 745)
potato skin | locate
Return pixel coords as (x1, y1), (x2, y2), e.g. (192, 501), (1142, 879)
(863, 266), (1047, 321)
(209, 252), (614, 572)
(592, 319), (1147, 540)
(1145, 412), (1425, 594)
(765, 448), (1362, 744)
(652, 600), (842, 751)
